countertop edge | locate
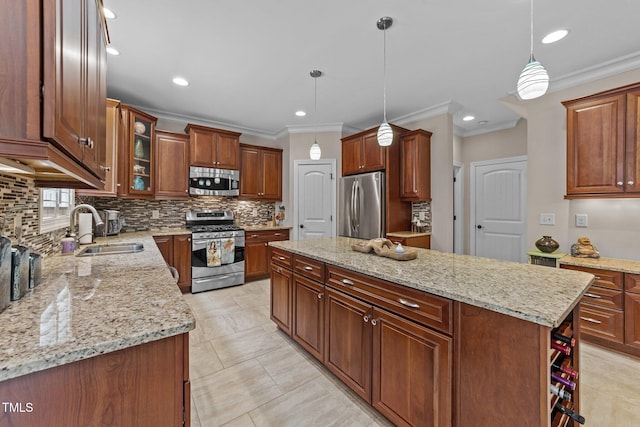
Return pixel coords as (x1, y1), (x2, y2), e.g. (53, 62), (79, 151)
(559, 254), (640, 274)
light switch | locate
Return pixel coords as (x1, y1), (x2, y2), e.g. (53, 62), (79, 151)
(575, 214), (588, 227)
(151, 210), (160, 219)
(539, 213), (555, 225)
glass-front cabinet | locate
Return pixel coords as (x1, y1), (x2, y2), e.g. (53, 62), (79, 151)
(121, 106), (157, 197)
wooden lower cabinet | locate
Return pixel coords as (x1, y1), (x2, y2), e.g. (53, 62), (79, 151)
(245, 229), (290, 281)
(0, 334), (189, 427)
(626, 292), (640, 348)
(154, 234), (192, 293)
(270, 263), (293, 335)
(324, 286), (373, 402)
(293, 273), (324, 361)
(386, 233), (431, 249)
(372, 307), (452, 427)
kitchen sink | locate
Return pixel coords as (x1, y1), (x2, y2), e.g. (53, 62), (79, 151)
(76, 242), (144, 257)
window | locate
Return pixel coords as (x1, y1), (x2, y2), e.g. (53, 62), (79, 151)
(40, 188), (75, 233)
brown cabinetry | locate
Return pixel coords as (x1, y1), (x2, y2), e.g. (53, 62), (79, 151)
(240, 144), (283, 200)
(341, 124), (412, 233)
(400, 129), (432, 201)
(292, 264), (325, 362)
(270, 253), (293, 336)
(186, 123), (240, 170)
(119, 106), (157, 198)
(154, 234), (192, 293)
(245, 229), (290, 281)
(0, 0), (109, 188)
(563, 82), (640, 198)
(155, 130), (189, 199)
(386, 233), (431, 249)
(561, 263), (640, 356)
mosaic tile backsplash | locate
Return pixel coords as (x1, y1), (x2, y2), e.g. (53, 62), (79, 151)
(411, 201), (432, 231)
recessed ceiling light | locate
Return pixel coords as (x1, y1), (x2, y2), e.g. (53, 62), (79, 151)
(172, 77), (189, 86)
(103, 8), (117, 19)
(462, 115), (475, 121)
(542, 29), (569, 44)
(106, 46), (119, 56)
(478, 120), (489, 125)
(295, 111), (306, 117)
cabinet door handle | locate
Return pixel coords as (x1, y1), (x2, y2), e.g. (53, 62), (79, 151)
(99, 165), (111, 172)
(584, 293), (601, 299)
(629, 181), (635, 186)
(304, 266), (313, 271)
(580, 316), (602, 325)
(617, 181), (623, 186)
(363, 315), (370, 323)
(371, 319), (377, 326)
(398, 298), (420, 309)
(341, 278), (354, 286)
(317, 293), (323, 299)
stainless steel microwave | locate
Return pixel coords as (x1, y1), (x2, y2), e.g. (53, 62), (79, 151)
(189, 167), (240, 196)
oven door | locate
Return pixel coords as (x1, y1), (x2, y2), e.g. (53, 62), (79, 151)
(191, 235), (245, 279)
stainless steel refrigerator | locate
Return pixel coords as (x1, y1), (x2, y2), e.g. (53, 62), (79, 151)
(339, 171), (385, 240)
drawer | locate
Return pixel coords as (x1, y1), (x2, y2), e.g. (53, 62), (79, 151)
(326, 265), (452, 334)
(270, 230), (290, 241)
(561, 265), (623, 290)
(271, 248), (292, 270)
(581, 285), (623, 309)
(626, 273), (640, 294)
(579, 303), (624, 344)
(293, 255), (325, 283)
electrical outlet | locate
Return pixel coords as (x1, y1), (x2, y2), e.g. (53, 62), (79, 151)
(252, 208), (258, 217)
(575, 213), (588, 227)
(539, 213), (555, 225)
(151, 210), (160, 219)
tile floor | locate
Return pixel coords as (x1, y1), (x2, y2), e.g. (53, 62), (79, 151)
(184, 279), (640, 427)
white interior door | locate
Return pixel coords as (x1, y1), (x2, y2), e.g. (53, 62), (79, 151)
(294, 160), (336, 240)
(471, 156), (527, 263)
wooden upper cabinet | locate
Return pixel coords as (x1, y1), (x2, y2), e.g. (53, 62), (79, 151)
(155, 130), (189, 199)
(342, 130), (386, 176)
(185, 124), (240, 169)
(563, 82), (640, 198)
(42, 0), (106, 181)
(400, 129), (431, 201)
(239, 144), (283, 200)
(119, 106), (157, 198)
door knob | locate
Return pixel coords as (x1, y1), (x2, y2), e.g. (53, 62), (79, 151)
(477, 225), (483, 229)
(299, 224), (304, 228)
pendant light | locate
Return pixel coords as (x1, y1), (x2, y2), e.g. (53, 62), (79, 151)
(517, 0), (549, 100)
(309, 70), (322, 160)
(376, 16), (393, 147)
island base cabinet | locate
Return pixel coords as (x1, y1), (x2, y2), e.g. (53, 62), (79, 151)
(293, 273), (325, 361)
(625, 292), (640, 348)
(270, 265), (293, 336)
(372, 308), (452, 427)
(324, 287), (373, 403)
(0, 334), (189, 427)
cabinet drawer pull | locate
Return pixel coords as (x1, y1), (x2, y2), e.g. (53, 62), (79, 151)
(341, 278), (354, 286)
(594, 276), (601, 280)
(251, 234), (259, 238)
(398, 298), (420, 309)
(274, 233), (282, 236)
(584, 293), (601, 299)
(278, 256), (286, 261)
(580, 316), (602, 325)
(304, 266), (313, 271)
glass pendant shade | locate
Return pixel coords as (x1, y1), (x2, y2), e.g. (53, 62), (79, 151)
(309, 141), (321, 160)
(377, 122), (393, 147)
(517, 54), (549, 100)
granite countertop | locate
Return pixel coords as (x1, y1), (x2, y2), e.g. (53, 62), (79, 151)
(559, 254), (640, 274)
(270, 237), (594, 328)
(386, 231), (432, 238)
(0, 231), (195, 382)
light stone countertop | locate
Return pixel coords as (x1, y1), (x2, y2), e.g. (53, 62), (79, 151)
(0, 231), (195, 382)
(559, 255), (640, 274)
(270, 237), (595, 328)
(386, 231), (432, 238)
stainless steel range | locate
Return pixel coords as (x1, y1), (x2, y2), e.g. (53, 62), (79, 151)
(186, 210), (245, 293)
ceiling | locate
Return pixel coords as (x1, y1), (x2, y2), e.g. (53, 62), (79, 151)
(104, 0), (640, 139)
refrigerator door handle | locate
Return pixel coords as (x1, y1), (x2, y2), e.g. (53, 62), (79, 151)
(350, 180), (356, 233)
(354, 180), (360, 233)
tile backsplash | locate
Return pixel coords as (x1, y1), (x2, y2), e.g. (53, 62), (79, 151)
(411, 201), (432, 231)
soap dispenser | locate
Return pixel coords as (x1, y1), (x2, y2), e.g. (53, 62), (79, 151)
(61, 228), (75, 255)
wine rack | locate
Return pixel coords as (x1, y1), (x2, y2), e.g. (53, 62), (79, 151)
(550, 311), (584, 426)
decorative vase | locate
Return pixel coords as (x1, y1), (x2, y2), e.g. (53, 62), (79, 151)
(535, 235), (559, 253)
(134, 138), (145, 158)
(133, 176), (145, 191)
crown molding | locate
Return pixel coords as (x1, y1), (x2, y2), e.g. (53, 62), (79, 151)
(392, 100), (464, 127)
(454, 118), (521, 138)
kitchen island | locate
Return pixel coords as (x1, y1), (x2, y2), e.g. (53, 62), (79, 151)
(0, 232), (195, 427)
(269, 237), (594, 427)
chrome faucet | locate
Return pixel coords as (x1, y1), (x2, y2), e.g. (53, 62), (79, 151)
(69, 204), (104, 240)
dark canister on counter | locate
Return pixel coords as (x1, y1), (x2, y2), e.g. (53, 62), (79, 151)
(11, 245), (30, 301)
(0, 236), (11, 312)
(29, 252), (42, 289)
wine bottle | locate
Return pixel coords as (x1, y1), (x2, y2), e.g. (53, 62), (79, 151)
(550, 384), (572, 401)
(554, 402), (585, 424)
(553, 331), (576, 347)
(552, 360), (579, 379)
(551, 341), (571, 355)
(551, 372), (576, 390)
